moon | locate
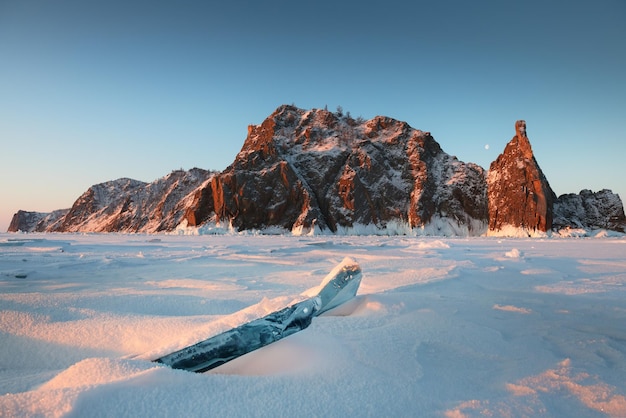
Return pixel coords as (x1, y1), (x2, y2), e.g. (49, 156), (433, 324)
(484, 144), (490, 150)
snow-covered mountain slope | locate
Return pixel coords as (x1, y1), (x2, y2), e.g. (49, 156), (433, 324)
(12, 169), (216, 233)
(7, 209), (69, 233)
(7, 106), (625, 235)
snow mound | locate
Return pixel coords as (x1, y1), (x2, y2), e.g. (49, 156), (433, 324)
(504, 248), (523, 258)
(416, 240), (450, 249)
(447, 359), (626, 417)
(40, 358), (157, 390)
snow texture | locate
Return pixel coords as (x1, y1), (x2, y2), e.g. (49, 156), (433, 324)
(1, 233), (626, 417)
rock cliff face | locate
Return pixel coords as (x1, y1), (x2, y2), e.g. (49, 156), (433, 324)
(181, 105), (488, 234)
(8, 209), (69, 233)
(487, 120), (557, 235)
(8, 169), (214, 233)
(53, 178), (148, 232)
(7, 106), (625, 236)
(554, 189), (626, 232)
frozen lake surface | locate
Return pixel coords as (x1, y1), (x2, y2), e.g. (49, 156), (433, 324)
(1, 233), (625, 417)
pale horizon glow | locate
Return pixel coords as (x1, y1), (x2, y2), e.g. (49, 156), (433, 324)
(1, 0), (625, 231)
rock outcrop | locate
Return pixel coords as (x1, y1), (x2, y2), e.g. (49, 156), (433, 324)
(7, 106), (624, 236)
(181, 105), (488, 234)
(8, 169), (215, 233)
(53, 178), (148, 232)
(8, 209), (69, 233)
(554, 189), (626, 232)
(487, 120), (557, 235)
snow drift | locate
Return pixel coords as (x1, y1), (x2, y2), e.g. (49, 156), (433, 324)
(1, 233), (625, 417)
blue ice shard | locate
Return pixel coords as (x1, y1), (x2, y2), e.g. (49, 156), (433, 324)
(154, 257), (362, 373)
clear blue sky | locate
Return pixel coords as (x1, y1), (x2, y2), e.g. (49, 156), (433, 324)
(1, 0), (625, 232)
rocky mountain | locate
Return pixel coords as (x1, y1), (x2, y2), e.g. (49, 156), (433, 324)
(7, 105), (625, 236)
(486, 120), (625, 235)
(10, 169), (215, 234)
(8, 209), (69, 233)
(554, 189), (626, 232)
(181, 105), (488, 234)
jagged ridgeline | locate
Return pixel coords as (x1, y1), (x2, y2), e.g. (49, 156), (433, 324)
(8, 105), (626, 235)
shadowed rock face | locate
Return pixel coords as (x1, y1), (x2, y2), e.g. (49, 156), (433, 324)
(487, 120), (557, 234)
(182, 105), (488, 233)
(554, 189), (626, 232)
(8, 209), (69, 233)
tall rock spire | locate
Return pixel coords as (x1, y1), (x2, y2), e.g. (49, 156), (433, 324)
(487, 120), (556, 235)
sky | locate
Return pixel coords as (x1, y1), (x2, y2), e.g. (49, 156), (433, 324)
(1, 0), (625, 232)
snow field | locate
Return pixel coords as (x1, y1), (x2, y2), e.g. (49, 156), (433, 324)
(1, 234), (625, 417)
